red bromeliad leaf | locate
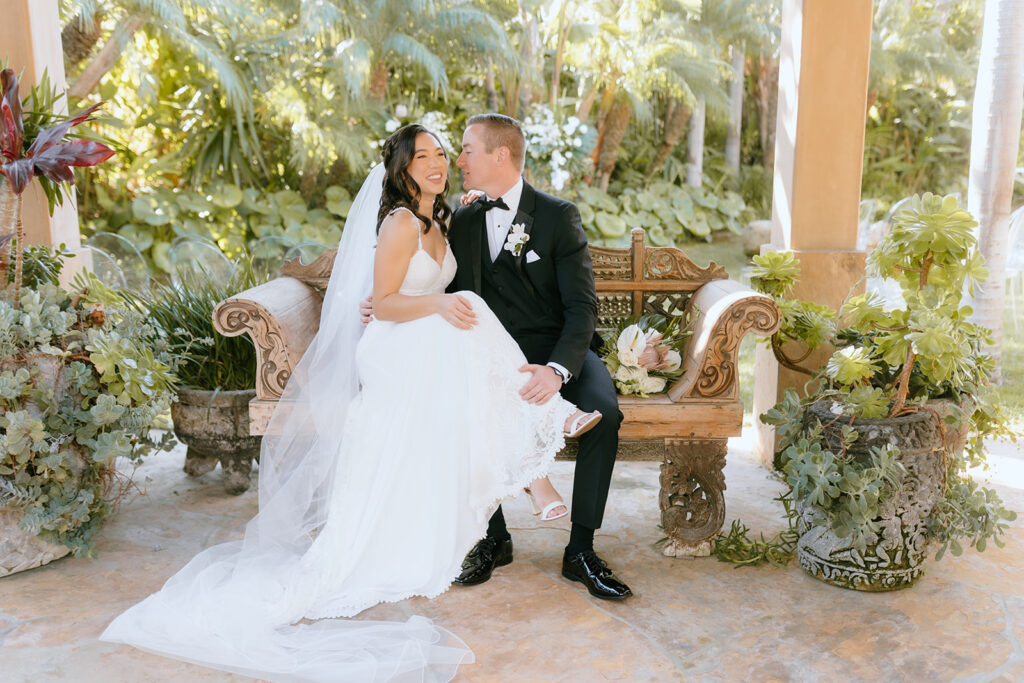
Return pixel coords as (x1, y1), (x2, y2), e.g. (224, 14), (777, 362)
(31, 139), (115, 186)
(0, 158), (34, 194)
(0, 69), (24, 160)
(26, 102), (103, 157)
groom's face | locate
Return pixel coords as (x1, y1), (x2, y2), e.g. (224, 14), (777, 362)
(457, 124), (502, 195)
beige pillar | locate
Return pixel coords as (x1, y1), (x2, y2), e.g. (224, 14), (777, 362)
(752, 0), (873, 464)
(0, 0), (82, 280)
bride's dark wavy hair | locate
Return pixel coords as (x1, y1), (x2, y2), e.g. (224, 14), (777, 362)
(377, 124), (452, 236)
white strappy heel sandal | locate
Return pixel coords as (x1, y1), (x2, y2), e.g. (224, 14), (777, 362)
(524, 484), (569, 521)
(564, 409), (602, 438)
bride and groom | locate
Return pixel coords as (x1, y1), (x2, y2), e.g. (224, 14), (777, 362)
(100, 114), (631, 681)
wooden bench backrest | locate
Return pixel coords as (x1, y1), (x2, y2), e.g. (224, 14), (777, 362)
(279, 228), (727, 325)
(590, 229), (727, 332)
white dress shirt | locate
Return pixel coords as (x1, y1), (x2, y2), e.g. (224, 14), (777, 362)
(485, 177), (524, 262)
(482, 177), (571, 384)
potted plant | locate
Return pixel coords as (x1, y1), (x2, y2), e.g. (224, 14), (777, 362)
(0, 249), (179, 576)
(0, 68), (179, 576)
(127, 262), (259, 495)
(721, 193), (1015, 590)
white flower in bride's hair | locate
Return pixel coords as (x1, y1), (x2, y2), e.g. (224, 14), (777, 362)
(385, 118), (400, 133)
(616, 324), (645, 366)
(395, 104), (408, 118)
(503, 223), (530, 256)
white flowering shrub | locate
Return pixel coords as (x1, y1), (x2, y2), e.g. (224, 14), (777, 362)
(376, 107), (457, 154)
(521, 105), (596, 192)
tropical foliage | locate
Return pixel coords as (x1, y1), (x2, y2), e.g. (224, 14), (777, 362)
(53, 0), (1017, 263)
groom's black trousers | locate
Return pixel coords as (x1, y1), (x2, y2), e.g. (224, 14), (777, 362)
(493, 337), (622, 531)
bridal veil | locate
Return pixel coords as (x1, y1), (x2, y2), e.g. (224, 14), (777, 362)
(100, 164), (473, 682)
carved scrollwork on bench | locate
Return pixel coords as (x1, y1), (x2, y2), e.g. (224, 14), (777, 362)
(213, 300), (294, 400)
(645, 249), (727, 281)
(676, 295), (781, 401)
(589, 246), (632, 280)
(660, 439), (727, 554)
(280, 248), (338, 290)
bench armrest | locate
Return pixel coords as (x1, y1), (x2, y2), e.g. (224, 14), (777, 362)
(213, 277), (323, 400)
(668, 279), (780, 402)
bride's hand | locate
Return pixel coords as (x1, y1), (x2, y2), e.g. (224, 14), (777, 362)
(459, 191), (484, 206)
(434, 294), (478, 329)
(359, 296), (374, 327)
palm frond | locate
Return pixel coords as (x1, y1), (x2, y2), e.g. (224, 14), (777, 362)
(381, 33), (448, 93)
(159, 24), (253, 113)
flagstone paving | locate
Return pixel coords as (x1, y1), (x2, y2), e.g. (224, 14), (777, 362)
(2, 428), (1023, 682)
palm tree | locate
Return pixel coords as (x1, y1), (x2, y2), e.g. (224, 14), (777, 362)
(966, 0), (1024, 378)
(62, 0), (253, 107)
(305, 0), (511, 103)
(562, 0), (724, 190)
(688, 0), (765, 183)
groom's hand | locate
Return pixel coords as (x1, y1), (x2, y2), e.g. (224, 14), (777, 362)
(518, 364), (562, 405)
(359, 296), (374, 327)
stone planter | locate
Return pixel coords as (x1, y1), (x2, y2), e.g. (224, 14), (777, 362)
(171, 387), (261, 495)
(794, 399), (961, 591)
(0, 508), (71, 578)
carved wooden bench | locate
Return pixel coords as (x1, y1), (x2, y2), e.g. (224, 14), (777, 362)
(213, 228), (779, 557)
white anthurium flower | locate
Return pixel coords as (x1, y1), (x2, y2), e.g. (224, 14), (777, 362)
(640, 375), (667, 394)
(661, 349), (682, 372)
(616, 324), (645, 365)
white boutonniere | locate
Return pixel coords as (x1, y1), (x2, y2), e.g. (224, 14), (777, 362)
(503, 222), (530, 256)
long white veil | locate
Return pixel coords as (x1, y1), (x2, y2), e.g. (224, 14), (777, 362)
(100, 164), (473, 682)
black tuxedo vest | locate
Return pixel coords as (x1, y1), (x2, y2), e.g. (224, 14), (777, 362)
(479, 242), (561, 341)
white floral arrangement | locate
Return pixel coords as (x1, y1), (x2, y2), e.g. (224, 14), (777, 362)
(521, 105), (595, 192)
(600, 314), (692, 396)
(375, 105), (456, 153)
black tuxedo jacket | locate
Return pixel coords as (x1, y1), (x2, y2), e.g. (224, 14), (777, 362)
(447, 180), (601, 378)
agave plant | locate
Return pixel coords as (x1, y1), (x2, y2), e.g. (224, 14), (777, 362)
(0, 67), (114, 306)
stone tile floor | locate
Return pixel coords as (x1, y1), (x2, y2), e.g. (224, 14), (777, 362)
(2, 428), (1023, 682)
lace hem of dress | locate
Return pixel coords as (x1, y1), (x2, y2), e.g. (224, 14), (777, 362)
(304, 400), (574, 622)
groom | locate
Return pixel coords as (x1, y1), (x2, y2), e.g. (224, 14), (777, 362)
(447, 114), (631, 600)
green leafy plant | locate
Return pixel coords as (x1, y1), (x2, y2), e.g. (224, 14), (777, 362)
(572, 180), (747, 247)
(718, 193), (1016, 567)
(0, 252), (177, 556)
(124, 258), (258, 392)
(82, 182), (349, 272)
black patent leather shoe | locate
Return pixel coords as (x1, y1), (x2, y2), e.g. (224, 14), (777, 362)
(453, 536), (513, 586)
(562, 550), (633, 600)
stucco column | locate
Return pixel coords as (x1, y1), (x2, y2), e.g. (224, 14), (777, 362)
(0, 0), (82, 282)
(752, 0), (873, 464)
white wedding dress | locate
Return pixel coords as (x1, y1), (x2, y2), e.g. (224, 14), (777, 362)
(100, 168), (576, 682)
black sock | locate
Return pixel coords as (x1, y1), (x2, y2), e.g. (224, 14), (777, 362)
(487, 507), (511, 542)
(566, 523), (595, 555)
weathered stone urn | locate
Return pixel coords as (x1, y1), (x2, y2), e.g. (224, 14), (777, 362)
(795, 399), (962, 591)
(171, 387), (261, 495)
(0, 509), (71, 578)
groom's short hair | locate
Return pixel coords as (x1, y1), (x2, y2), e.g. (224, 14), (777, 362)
(466, 113), (526, 172)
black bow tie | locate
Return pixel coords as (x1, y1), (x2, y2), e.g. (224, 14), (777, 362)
(477, 196), (509, 212)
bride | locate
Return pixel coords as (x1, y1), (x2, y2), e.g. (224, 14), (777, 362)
(100, 123), (601, 681)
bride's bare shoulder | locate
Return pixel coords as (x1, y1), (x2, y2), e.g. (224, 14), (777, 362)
(377, 207), (421, 249)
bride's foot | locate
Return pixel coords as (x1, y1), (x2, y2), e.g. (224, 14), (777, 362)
(524, 477), (568, 521)
(564, 409), (602, 438)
